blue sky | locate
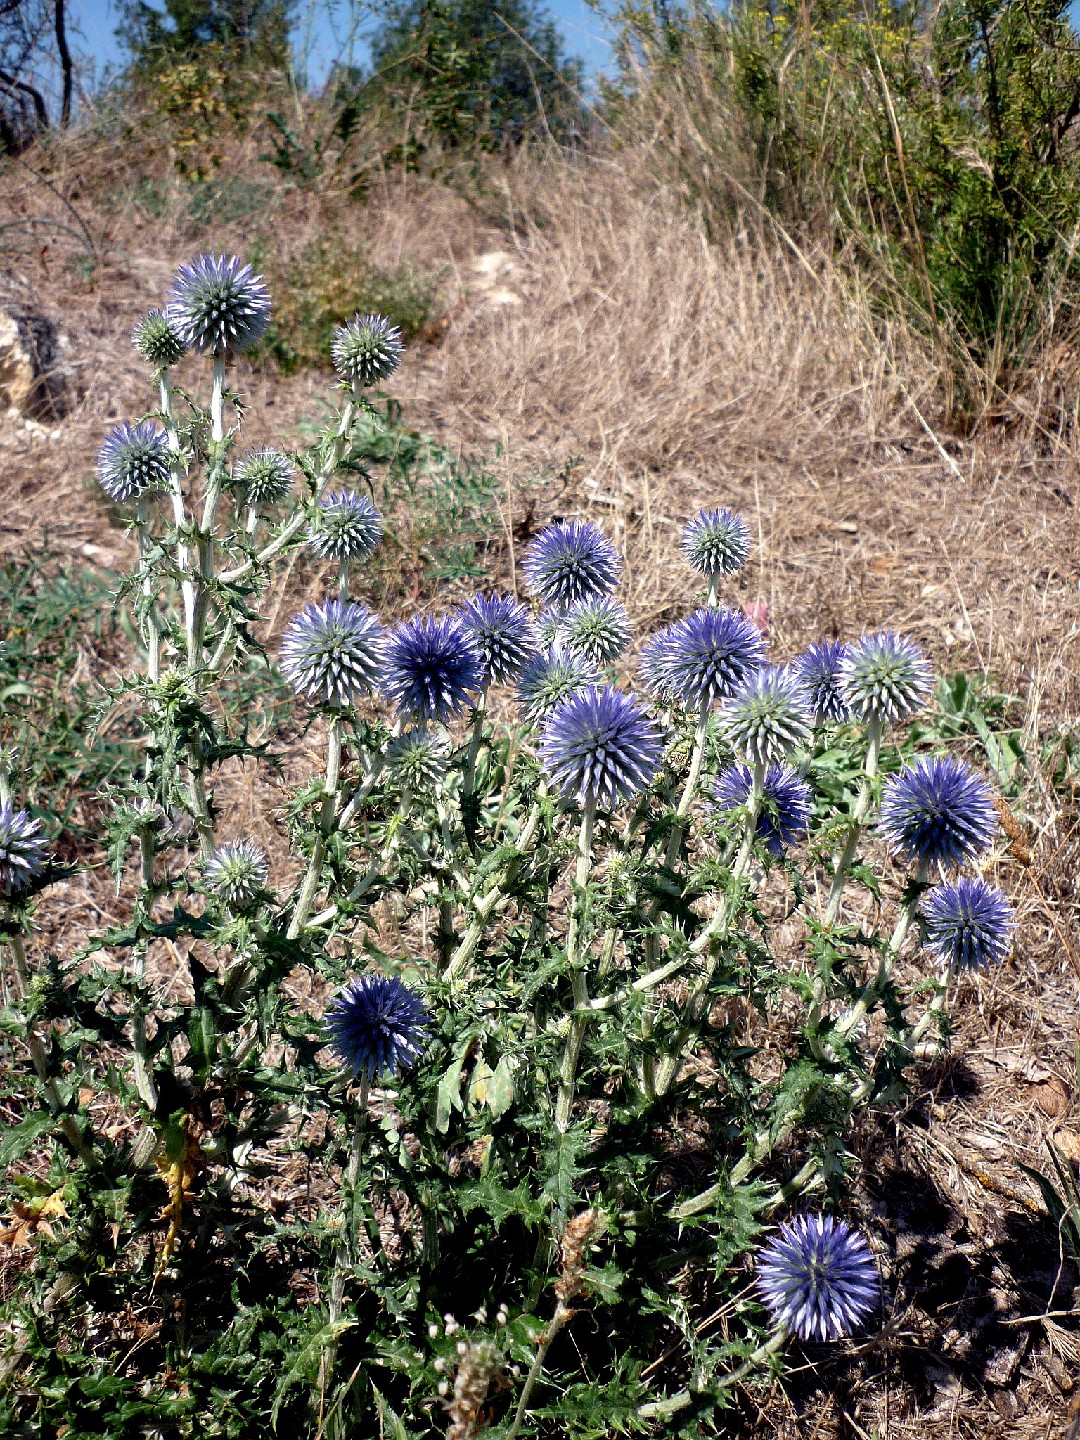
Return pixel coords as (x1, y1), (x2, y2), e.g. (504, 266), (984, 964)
(73, 0), (619, 90)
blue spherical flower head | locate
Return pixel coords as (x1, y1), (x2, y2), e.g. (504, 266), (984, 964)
(456, 593), (537, 687)
(713, 764), (812, 856)
(97, 421), (171, 503)
(234, 448), (294, 506)
(132, 309), (187, 369)
(517, 647), (599, 724)
(720, 667), (812, 767)
(168, 254), (271, 356)
(0, 802), (47, 897)
(879, 755), (998, 869)
(680, 508), (751, 579)
(280, 598), (384, 708)
(523, 520), (621, 609)
(560, 596), (632, 666)
(757, 1214), (879, 1342)
(921, 876), (1014, 972)
(386, 728), (450, 794)
(794, 640), (851, 725)
(381, 614), (482, 724)
(539, 685), (663, 809)
(841, 631), (932, 726)
(331, 314), (404, 389)
(325, 973), (429, 1080)
(641, 607), (766, 710)
(203, 840), (269, 912)
(308, 490), (383, 562)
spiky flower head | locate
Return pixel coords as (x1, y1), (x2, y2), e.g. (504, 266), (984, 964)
(517, 647), (599, 724)
(308, 490), (383, 562)
(386, 728), (450, 793)
(127, 798), (164, 833)
(560, 596), (632, 667)
(681, 507), (752, 579)
(720, 667), (813, 767)
(539, 685), (663, 809)
(324, 973), (429, 1079)
(713, 764), (812, 856)
(536, 610), (564, 651)
(331, 313), (404, 389)
(167, 253), (271, 355)
(0, 802), (47, 897)
(279, 598), (384, 709)
(456, 593), (537, 688)
(640, 607), (766, 710)
(132, 308), (187, 369)
(97, 421), (170, 503)
(381, 615), (481, 724)
(840, 631), (933, 727)
(233, 448), (294, 506)
(757, 1214), (879, 1342)
(920, 876), (1014, 972)
(879, 755), (998, 869)
(793, 640), (851, 726)
(523, 520), (621, 609)
(203, 840), (269, 911)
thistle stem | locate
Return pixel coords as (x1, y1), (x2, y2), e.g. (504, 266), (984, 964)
(554, 798), (596, 1133)
(444, 800), (545, 984)
(288, 713), (343, 940)
(636, 1328), (787, 1420)
(319, 1077), (369, 1433)
(823, 715), (882, 928)
(190, 355), (226, 664)
(652, 765), (764, 1097)
(159, 369), (196, 652)
(505, 1299), (574, 1440)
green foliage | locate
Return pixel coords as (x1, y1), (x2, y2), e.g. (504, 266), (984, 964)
(0, 552), (136, 837)
(255, 236), (438, 374)
(119, 0), (293, 74)
(616, 0), (1080, 413)
(367, 0), (587, 156)
(0, 271), (1032, 1435)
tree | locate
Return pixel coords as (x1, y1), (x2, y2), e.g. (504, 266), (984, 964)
(0, 0), (74, 152)
(367, 0), (586, 149)
(118, 0), (294, 74)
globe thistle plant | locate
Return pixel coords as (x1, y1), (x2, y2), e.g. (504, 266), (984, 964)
(331, 314), (404, 390)
(381, 615), (482, 724)
(132, 309), (187, 370)
(539, 685), (663, 810)
(560, 596), (632, 667)
(713, 764), (812, 856)
(921, 876), (1014, 971)
(97, 422), (171, 503)
(308, 490), (384, 562)
(756, 1214), (879, 1342)
(680, 507), (752, 580)
(522, 520), (621, 609)
(840, 631), (933, 727)
(640, 607), (766, 710)
(203, 840), (269, 912)
(517, 647), (599, 724)
(456, 594), (537, 688)
(324, 973), (429, 1080)
(793, 640), (851, 726)
(0, 802), (47, 897)
(878, 755), (998, 869)
(720, 667), (813, 768)
(234, 448), (294, 507)
(386, 728), (451, 794)
(279, 599), (385, 709)
(167, 254), (271, 356)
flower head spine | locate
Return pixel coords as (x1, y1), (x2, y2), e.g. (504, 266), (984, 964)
(793, 640), (851, 725)
(840, 631), (932, 726)
(720, 667), (812, 767)
(539, 685), (663, 809)
(203, 840), (269, 911)
(308, 490), (384, 562)
(97, 422), (171, 503)
(168, 254), (271, 356)
(279, 599), (385, 708)
(456, 594), (537, 688)
(522, 520), (621, 609)
(325, 973), (429, 1079)
(921, 876), (1014, 971)
(234, 449), (294, 506)
(132, 309), (187, 369)
(560, 596), (632, 666)
(756, 1214), (879, 1341)
(517, 647), (599, 723)
(381, 615), (482, 724)
(680, 508), (752, 579)
(878, 755), (998, 868)
(331, 314), (404, 389)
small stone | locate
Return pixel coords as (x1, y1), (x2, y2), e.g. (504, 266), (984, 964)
(0, 307), (68, 418)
